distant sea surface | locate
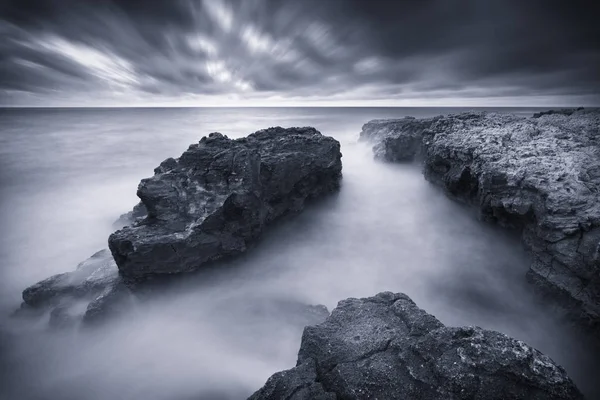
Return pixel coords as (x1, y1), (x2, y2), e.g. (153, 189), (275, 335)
(1, 107), (598, 399)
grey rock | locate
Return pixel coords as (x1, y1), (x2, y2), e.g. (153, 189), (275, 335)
(249, 359), (334, 400)
(532, 107), (584, 118)
(363, 109), (600, 332)
(48, 305), (75, 329)
(20, 249), (131, 325)
(82, 280), (132, 325)
(113, 202), (147, 229)
(360, 116), (438, 162)
(108, 127), (342, 278)
(250, 292), (583, 400)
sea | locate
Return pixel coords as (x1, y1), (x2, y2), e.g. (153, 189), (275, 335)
(0, 107), (598, 399)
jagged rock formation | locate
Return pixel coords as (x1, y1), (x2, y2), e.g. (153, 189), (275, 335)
(361, 109), (600, 332)
(109, 127), (342, 278)
(250, 292), (582, 400)
(19, 126), (342, 326)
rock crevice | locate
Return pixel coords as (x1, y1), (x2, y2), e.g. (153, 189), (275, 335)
(361, 109), (600, 332)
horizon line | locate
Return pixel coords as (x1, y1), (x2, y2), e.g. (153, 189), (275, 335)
(0, 105), (597, 109)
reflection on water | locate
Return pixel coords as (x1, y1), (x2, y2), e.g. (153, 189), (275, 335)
(0, 107), (597, 399)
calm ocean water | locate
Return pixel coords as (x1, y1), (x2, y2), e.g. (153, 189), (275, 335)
(0, 107), (598, 399)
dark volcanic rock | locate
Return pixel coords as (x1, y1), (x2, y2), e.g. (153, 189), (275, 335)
(109, 127), (342, 278)
(360, 116), (438, 162)
(362, 110), (600, 332)
(20, 249), (131, 326)
(19, 126), (340, 326)
(250, 292), (583, 400)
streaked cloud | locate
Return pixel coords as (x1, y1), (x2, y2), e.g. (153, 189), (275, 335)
(0, 0), (598, 106)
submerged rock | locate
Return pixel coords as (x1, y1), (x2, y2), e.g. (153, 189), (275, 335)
(20, 249), (132, 326)
(250, 292), (583, 400)
(109, 127), (342, 278)
(362, 109), (600, 332)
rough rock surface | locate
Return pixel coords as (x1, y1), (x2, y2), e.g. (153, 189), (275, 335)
(108, 127), (342, 278)
(19, 249), (130, 326)
(362, 109), (600, 332)
(250, 292), (582, 400)
(360, 116), (438, 162)
(19, 126), (340, 326)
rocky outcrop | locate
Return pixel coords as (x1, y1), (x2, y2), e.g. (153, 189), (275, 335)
(19, 126), (341, 326)
(361, 109), (600, 332)
(250, 292), (582, 400)
(18, 249), (131, 326)
(108, 127), (342, 279)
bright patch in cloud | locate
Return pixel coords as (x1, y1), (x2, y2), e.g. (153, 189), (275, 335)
(186, 34), (218, 56)
(355, 57), (383, 74)
(203, 0), (233, 33)
(206, 60), (232, 83)
(38, 36), (138, 87)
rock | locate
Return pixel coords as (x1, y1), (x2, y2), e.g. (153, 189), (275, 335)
(532, 107), (584, 118)
(82, 280), (132, 326)
(362, 110), (600, 332)
(49, 305), (75, 329)
(360, 116), (437, 162)
(113, 202), (147, 229)
(19, 126), (340, 327)
(108, 127), (342, 278)
(20, 249), (132, 326)
(250, 292), (583, 400)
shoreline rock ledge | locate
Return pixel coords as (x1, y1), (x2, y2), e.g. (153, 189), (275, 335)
(19, 126), (342, 325)
(361, 109), (600, 333)
(250, 292), (582, 400)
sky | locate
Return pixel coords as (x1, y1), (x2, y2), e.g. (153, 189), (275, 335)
(0, 0), (599, 107)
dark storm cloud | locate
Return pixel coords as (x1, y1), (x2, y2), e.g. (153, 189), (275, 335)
(0, 0), (598, 105)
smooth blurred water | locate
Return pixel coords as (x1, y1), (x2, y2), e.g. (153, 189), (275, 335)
(0, 107), (597, 399)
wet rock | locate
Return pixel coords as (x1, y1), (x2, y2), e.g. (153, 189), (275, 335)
(20, 249), (132, 326)
(360, 116), (438, 162)
(82, 280), (132, 326)
(109, 127), (342, 279)
(363, 109), (600, 332)
(49, 305), (75, 329)
(250, 292), (583, 400)
(113, 202), (147, 229)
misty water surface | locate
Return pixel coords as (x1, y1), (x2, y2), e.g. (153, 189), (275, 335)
(0, 107), (598, 399)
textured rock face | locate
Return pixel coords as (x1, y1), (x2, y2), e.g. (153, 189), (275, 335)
(360, 116), (438, 162)
(362, 110), (600, 332)
(109, 127), (342, 278)
(19, 126), (341, 325)
(19, 249), (131, 325)
(250, 292), (582, 400)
